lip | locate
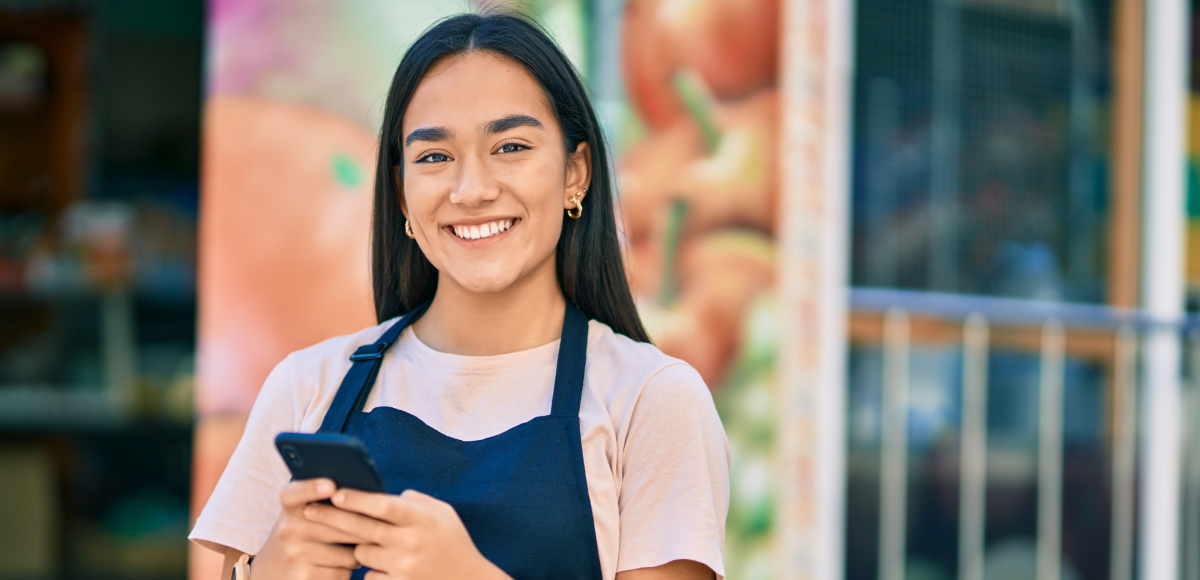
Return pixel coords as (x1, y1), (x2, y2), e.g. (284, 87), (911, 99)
(443, 217), (520, 247)
(443, 216), (520, 228)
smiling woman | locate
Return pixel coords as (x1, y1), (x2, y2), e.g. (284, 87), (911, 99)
(189, 12), (729, 580)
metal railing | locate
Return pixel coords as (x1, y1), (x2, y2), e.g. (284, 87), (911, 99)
(850, 288), (1200, 580)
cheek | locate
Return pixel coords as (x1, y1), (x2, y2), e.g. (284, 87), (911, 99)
(509, 157), (567, 213)
(512, 182), (566, 245)
(401, 176), (450, 268)
(403, 175), (441, 220)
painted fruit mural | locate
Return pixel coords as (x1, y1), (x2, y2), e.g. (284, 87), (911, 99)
(617, 0), (782, 577)
(194, 0), (785, 578)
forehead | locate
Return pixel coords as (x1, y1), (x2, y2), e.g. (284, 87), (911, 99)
(402, 51), (559, 138)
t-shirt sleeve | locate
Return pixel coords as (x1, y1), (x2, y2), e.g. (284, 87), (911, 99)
(616, 363), (730, 578)
(188, 353), (306, 555)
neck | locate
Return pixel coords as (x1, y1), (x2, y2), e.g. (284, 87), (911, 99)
(413, 261), (567, 356)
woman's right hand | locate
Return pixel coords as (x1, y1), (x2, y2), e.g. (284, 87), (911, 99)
(251, 478), (365, 580)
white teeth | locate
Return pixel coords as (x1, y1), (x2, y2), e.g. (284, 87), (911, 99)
(451, 219), (514, 240)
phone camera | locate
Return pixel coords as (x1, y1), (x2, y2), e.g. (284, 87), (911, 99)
(280, 444), (303, 467)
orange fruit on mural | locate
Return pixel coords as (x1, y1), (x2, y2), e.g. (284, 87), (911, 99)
(619, 89), (779, 245)
(637, 231), (776, 388)
(197, 95), (379, 415)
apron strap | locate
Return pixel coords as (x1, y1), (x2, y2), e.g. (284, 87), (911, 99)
(317, 301), (431, 434)
(550, 302), (590, 417)
(318, 300), (589, 432)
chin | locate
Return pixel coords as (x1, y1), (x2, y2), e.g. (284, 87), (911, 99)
(452, 269), (524, 295)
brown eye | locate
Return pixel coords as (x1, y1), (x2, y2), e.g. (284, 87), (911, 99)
(499, 143), (528, 154)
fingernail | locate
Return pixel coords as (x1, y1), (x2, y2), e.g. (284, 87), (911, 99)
(316, 480), (333, 494)
(333, 492), (346, 504)
(304, 505), (316, 519)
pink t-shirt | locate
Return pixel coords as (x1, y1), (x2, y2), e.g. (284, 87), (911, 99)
(189, 318), (729, 579)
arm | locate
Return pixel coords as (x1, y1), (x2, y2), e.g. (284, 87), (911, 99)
(221, 547), (248, 580)
(615, 364), (730, 579)
(616, 559), (716, 580)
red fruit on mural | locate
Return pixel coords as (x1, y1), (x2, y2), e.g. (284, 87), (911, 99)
(621, 0), (780, 128)
(660, 0), (780, 99)
(622, 0), (685, 129)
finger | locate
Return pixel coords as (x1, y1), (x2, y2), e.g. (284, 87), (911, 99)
(363, 570), (389, 580)
(352, 543), (388, 571)
(397, 489), (451, 514)
(305, 502), (393, 544)
(330, 489), (419, 527)
(290, 519), (370, 545)
(289, 541), (360, 569)
(280, 478), (337, 509)
(310, 569), (354, 580)
(397, 488), (437, 504)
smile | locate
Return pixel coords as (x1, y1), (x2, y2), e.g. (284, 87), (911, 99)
(449, 218), (517, 241)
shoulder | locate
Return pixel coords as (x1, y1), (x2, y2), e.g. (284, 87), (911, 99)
(283, 318), (397, 377)
(586, 320), (693, 383)
(253, 318), (399, 420)
(585, 320), (715, 419)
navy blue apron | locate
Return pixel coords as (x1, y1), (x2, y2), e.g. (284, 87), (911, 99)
(316, 302), (604, 580)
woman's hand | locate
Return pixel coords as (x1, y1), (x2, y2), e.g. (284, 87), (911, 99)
(252, 479), (366, 580)
(304, 488), (511, 580)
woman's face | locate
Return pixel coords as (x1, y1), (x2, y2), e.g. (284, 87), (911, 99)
(399, 51), (590, 296)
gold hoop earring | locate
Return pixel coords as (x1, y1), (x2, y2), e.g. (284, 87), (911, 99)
(567, 188), (586, 219)
(405, 220), (415, 239)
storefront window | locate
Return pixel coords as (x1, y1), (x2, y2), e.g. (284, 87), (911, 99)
(852, 0), (1113, 302)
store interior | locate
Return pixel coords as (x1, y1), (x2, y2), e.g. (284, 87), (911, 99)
(0, 1), (201, 577)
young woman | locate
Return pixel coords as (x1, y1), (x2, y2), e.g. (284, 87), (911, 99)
(190, 12), (729, 580)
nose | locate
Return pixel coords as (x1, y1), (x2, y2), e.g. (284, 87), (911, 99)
(449, 153), (500, 207)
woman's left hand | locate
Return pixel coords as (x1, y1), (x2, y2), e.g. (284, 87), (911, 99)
(303, 489), (511, 580)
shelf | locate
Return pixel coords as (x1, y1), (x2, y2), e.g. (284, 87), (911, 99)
(0, 285), (195, 305)
(0, 386), (130, 428)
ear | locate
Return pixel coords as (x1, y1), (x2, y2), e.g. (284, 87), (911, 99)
(563, 141), (592, 209)
(393, 164), (408, 218)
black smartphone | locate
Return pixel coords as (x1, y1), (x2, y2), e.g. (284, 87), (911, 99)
(274, 432), (386, 495)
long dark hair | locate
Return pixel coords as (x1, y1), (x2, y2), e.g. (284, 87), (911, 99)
(371, 12), (649, 343)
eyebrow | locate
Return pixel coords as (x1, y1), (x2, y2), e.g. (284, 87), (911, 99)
(484, 114), (543, 134)
(405, 126), (452, 147)
(404, 115), (543, 148)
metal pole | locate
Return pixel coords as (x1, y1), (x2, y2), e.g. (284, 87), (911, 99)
(1110, 326), (1138, 580)
(959, 314), (990, 580)
(102, 287), (135, 420)
(776, 0), (854, 578)
(1139, 0), (1188, 576)
(879, 309), (911, 580)
(1037, 321), (1065, 580)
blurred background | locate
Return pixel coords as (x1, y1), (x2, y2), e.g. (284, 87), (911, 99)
(0, 0), (1197, 580)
